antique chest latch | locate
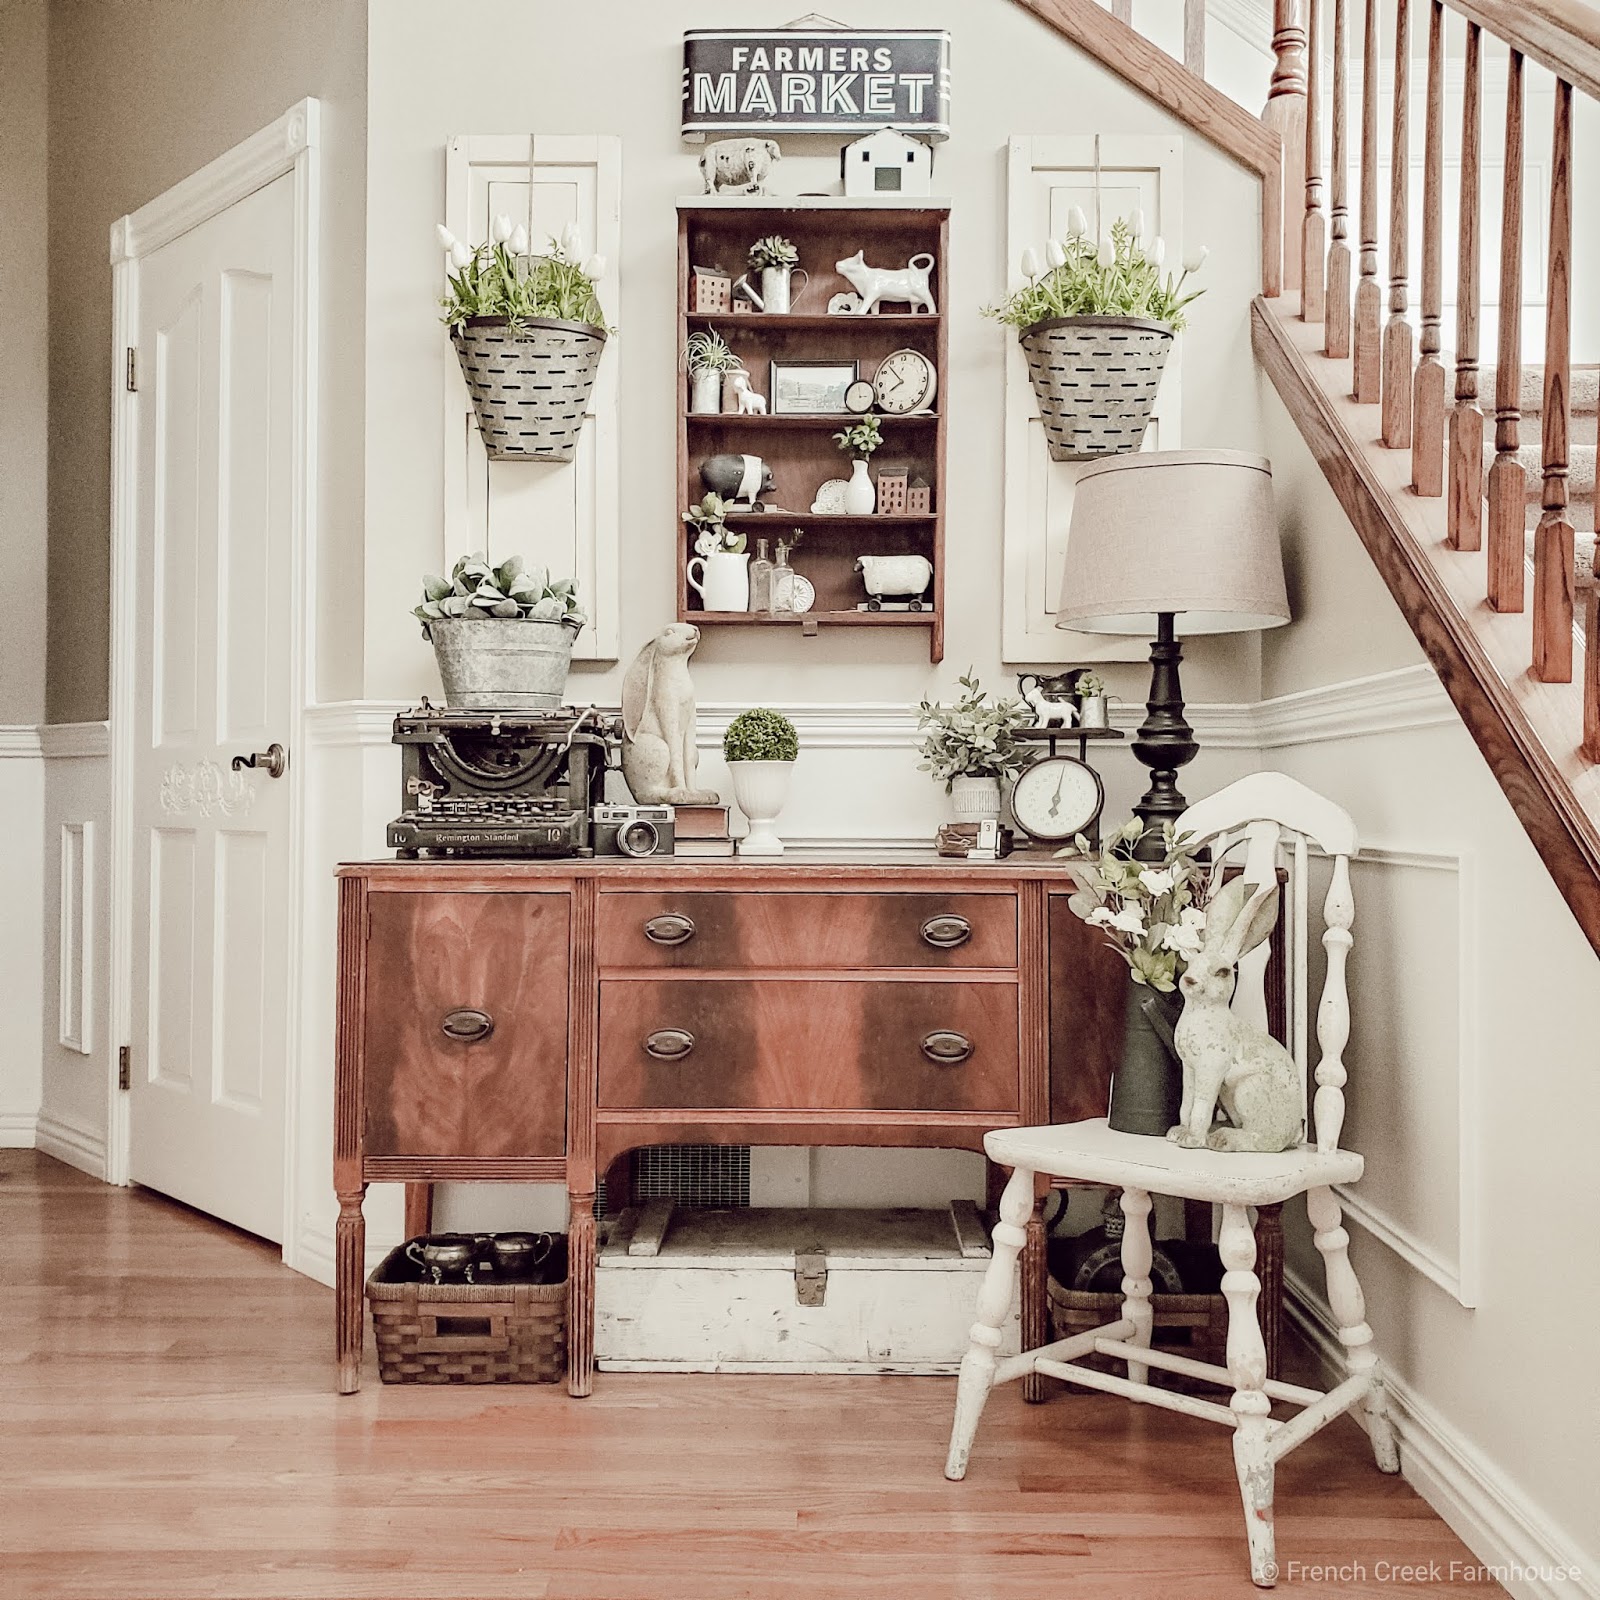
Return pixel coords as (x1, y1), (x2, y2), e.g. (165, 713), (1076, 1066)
(794, 1249), (828, 1307)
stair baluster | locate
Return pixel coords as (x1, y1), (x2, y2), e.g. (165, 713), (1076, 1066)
(1487, 49), (1526, 614)
(1325, 0), (1350, 357)
(1354, 0), (1381, 402)
(1533, 78), (1575, 683)
(1267, 1), (1309, 294)
(1448, 21), (1484, 551)
(1184, 0), (1206, 75)
(1585, 594), (1600, 761)
(1302, 0), (1325, 322)
(1381, 0), (1413, 448)
(1412, 0), (1445, 494)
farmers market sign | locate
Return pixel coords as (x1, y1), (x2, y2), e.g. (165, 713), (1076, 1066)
(682, 28), (951, 140)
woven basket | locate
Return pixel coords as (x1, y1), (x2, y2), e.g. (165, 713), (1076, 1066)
(451, 315), (607, 462)
(1047, 1273), (1226, 1390)
(1018, 314), (1174, 461)
(367, 1241), (566, 1384)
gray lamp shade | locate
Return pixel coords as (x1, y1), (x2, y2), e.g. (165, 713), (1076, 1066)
(1055, 449), (1290, 635)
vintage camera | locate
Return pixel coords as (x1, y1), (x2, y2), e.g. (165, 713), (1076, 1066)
(592, 802), (676, 858)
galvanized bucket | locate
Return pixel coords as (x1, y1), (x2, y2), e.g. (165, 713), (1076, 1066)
(451, 316), (607, 462)
(428, 617), (583, 710)
(1017, 315), (1174, 461)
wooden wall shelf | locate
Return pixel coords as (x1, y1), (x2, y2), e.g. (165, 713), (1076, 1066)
(677, 200), (950, 661)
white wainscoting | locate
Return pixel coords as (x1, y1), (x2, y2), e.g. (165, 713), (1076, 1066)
(0, 727), (44, 1146)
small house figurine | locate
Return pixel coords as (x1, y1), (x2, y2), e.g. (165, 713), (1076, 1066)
(876, 464), (909, 515)
(842, 128), (934, 198)
(906, 476), (932, 515)
(691, 266), (732, 315)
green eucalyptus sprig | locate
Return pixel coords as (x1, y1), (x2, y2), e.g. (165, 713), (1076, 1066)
(437, 217), (609, 333)
(833, 416), (883, 460)
(748, 234), (799, 272)
(916, 672), (1033, 790)
(414, 554), (585, 639)
(683, 493), (748, 556)
(984, 213), (1207, 333)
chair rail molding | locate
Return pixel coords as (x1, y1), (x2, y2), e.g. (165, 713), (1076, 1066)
(39, 722), (111, 760)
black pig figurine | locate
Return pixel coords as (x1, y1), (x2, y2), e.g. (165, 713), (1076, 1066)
(700, 452), (776, 507)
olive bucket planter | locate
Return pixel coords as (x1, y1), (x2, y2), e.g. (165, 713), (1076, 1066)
(1018, 314), (1174, 461)
(1107, 979), (1184, 1137)
(451, 315), (607, 462)
(427, 616), (584, 711)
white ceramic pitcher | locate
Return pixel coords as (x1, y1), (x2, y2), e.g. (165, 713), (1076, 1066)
(687, 550), (750, 612)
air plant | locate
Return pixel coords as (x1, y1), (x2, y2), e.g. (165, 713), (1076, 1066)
(436, 218), (608, 333)
(685, 329), (744, 376)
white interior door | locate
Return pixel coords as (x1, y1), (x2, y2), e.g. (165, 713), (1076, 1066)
(127, 172), (296, 1240)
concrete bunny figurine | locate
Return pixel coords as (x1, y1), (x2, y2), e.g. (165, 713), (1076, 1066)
(620, 623), (722, 807)
(1170, 877), (1304, 1153)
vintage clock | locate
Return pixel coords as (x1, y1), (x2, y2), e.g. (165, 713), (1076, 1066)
(843, 378), (876, 414)
(1010, 753), (1105, 845)
(873, 348), (937, 415)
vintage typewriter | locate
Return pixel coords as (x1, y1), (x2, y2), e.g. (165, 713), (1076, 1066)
(387, 702), (621, 857)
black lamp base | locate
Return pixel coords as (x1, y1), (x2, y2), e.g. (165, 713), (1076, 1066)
(1130, 612), (1199, 859)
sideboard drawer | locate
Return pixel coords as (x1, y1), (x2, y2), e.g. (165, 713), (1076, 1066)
(598, 978), (1019, 1112)
(596, 891), (1017, 970)
(364, 891), (569, 1159)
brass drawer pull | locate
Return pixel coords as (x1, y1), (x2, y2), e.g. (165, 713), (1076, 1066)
(644, 913), (697, 946)
(644, 1028), (695, 1061)
(920, 914), (972, 949)
(440, 1008), (495, 1043)
(921, 1030), (973, 1065)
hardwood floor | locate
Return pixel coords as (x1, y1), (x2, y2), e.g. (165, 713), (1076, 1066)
(2, 1151), (1500, 1599)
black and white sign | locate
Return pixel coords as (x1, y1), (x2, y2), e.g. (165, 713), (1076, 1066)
(682, 29), (950, 141)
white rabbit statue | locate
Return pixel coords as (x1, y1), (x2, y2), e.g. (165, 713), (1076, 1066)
(1170, 877), (1304, 1153)
(620, 623), (722, 806)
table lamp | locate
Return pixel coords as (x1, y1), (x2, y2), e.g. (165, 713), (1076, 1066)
(1056, 450), (1288, 856)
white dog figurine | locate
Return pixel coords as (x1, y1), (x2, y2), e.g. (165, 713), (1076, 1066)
(699, 137), (781, 196)
(1018, 675), (1077, 728)
(835, 249), (938, 315)
(620, 624), (722, 807)
(1170, 878), (1305, 1153)
(727, 369), (767, 415)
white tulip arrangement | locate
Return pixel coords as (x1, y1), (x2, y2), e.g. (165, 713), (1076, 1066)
(983, 211), (1208, 333)
(436, 216), (609, 334)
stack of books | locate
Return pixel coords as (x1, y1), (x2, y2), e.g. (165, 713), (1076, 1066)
(674, 803), (735, 858)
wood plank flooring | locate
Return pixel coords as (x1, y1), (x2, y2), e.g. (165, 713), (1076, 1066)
(1, 1151), (1500, 1599)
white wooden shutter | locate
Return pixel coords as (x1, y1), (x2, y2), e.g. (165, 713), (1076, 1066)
(1001, 135), (1183, 664)
(443, 135), (622, 661)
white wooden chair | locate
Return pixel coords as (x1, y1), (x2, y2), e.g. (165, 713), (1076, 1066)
(945, 772), (1399, 1589)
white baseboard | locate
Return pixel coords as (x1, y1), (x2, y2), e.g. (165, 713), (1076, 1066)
(1286, 1270), (1597, 1600)
(0, 1108), (39, 1147)
(288, 1220), (402, 1290)
(34, 1108), (107, 1177)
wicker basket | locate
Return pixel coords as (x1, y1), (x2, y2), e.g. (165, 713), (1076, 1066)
(451, 315), (607, 462)
(1018, 314), (1174, 461)
(366, 1241), (567, 1384)
(1047, 1273), (1227, 1390)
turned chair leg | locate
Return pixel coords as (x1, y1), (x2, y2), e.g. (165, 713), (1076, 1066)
(1119, 1187), (1154, 1386)
(1307, 1185), (1400, 1473)
(1220, 1204), (1278, 1588)
(945, 1165), (1032, 1481)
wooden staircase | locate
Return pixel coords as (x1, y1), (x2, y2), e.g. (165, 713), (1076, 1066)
(1017, 0), (1600, 955)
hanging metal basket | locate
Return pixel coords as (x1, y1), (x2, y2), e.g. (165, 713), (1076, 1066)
(451, 315), (607, 462)
(1017, 314), (1174, 461)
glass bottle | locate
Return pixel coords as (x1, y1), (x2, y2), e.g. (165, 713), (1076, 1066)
(748, 537), (773, 612)
(769, 541), (795, 614)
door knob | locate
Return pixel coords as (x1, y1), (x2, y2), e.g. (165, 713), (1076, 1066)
(230, 742), (289, 779)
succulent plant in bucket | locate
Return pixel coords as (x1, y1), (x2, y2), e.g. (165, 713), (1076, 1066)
(416, 554), (586, 711)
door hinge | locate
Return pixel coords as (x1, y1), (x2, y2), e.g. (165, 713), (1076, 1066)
(125, 347), (137, 392)
(118, 1045), (132, 1091)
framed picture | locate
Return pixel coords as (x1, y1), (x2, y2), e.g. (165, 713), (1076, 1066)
(769, 359), (859, 415)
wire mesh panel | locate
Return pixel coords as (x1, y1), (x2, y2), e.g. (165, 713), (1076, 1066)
(633, 1145), (752, 1209)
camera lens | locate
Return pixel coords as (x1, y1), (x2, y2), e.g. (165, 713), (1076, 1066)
(617, 819), (659, 857)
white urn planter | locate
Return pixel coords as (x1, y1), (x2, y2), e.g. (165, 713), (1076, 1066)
(729, 760), (794, 856)
(950, 775), (1002, 821)
(689, 369), (723, 414)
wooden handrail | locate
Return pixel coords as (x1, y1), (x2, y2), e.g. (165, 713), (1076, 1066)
(1443, 0), (1600, 105)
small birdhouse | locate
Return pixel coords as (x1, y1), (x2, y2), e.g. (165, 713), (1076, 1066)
(691, 265), (732, 314)
(842, 128), (933, 198)
(906, 476), (932, 515)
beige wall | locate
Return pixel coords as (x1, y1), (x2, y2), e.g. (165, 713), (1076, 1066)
(44, 0), (368, 723)
(364, 0), (1268, 716)
(0, 0), (49, 724)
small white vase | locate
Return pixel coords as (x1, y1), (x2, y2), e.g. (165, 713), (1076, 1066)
(687, 550), (750, 613)
(843, 458), (876, 515)
(689, 369), (722, 414)
(729, 760), (793, 855)
(951, 775), (1002, 821)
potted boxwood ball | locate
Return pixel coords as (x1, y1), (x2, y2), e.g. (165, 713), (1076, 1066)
(723, 708), (799, 856)
(983, 210), (1207, 460)
(916, 672), (1031, 821)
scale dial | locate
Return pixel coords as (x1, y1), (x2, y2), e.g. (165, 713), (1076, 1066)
(1010, 755), (1105, 843)
(873, 348), (937, 415)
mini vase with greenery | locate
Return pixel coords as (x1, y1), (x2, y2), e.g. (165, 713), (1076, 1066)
(723, 708), (799, 856)
(1075, 669), (1110, 729)
(1059, 820), (1210, 1135)
(916, 672), (1032, 822)
(834, 416), (884, 515)
(683, 494), (750, 612)
(743, 234), (807, 314)
(983, 211), (1208, 461)
(685, 329), (742, 415)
